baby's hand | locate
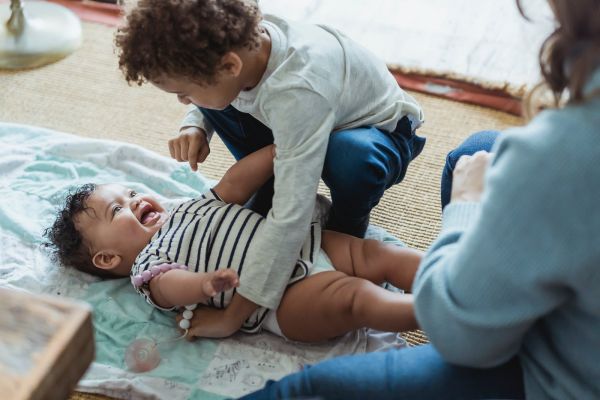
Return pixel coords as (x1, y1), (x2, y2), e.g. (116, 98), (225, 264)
(202, 269), (239, 297)
(168, 127), (210, 171)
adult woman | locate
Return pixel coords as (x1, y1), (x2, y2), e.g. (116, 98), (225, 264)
(240, 0), (600, 398)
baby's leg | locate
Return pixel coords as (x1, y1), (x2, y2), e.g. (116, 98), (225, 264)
(321, 230), (422, 291)
(276, 271), (417, 342)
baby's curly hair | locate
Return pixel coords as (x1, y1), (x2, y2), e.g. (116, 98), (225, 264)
(44, 184), (117, 279)
(115, 0), (262, 86)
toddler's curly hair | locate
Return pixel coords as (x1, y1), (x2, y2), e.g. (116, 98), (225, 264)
(115, 0), (262, 86)
(44, 184), (117, 279)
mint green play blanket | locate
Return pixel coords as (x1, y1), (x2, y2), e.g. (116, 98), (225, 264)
(0, 123), (407, 399)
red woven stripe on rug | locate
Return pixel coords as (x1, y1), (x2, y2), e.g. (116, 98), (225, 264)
(392, 72), (522, 116)
(49, 0), (121, 26)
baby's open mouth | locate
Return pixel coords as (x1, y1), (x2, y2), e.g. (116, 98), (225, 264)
(139, 204), (160, 225)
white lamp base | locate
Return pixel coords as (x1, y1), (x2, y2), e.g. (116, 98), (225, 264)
(0, 1), (82, 69)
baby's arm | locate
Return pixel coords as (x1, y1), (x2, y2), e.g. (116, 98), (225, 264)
(149, 268), (239, 309)
(212, 144), (276, 205)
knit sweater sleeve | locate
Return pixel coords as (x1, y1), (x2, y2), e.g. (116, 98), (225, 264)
(413, 125), (575, 368)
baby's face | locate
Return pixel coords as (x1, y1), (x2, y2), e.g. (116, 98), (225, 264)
(75, 184), (168, 275)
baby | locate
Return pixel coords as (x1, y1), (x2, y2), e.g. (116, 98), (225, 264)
(45, 145), (422, 342)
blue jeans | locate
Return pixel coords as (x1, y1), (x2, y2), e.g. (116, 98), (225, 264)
(239, 344), (524, 400)
(200, 106), (426, 237)
(239, 131), (526, 400)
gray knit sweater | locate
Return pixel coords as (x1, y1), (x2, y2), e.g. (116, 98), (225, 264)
(413, 68), (600, 400)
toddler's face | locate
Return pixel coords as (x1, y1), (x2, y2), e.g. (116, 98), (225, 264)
(152, 73), (242, 110)
(75, 184), (168, 275)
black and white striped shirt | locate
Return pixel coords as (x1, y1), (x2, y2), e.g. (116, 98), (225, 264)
(131, 189), (321, 333)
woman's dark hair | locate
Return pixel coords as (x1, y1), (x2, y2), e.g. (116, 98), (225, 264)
(115, 0), (262, 85)
(44, 184), (116, 279)
(518, 0), (600, 105)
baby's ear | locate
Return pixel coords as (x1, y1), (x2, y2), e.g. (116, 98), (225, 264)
(92, 251), (122, 271)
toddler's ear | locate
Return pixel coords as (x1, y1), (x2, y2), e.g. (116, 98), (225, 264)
(220, 52), (243, 78)
(92, 251), (122, 271)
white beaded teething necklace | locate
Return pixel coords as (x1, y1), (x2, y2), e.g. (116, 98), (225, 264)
(124, 303), (197, 373)
(126, 264), (199, 373)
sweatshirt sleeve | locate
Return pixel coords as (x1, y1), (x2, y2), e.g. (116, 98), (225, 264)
(413, 131), (573, 368)
(235, 90), (333, 309)
(179, 105), (215, 142)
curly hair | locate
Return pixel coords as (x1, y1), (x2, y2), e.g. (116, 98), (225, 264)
(44, 184), (117, 279)
(115, 0), (262, 86)
(517, 0), (600, 110)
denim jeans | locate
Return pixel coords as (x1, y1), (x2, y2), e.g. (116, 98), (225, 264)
(239, 130), (526, 400)
(239, 344), (524, 400)
(200, 106), (426, 237)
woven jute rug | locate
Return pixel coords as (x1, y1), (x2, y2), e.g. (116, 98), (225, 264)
(0, 22), (523, 399)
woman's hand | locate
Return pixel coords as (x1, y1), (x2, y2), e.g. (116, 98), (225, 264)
(168, 127), (210, 171)
(450, 150), (493, 203)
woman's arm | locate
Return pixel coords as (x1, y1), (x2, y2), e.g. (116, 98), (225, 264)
(212, 144), (276, 205)
(413, 132), (571, 367)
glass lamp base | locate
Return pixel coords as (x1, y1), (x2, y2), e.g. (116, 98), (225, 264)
(0, 1), (82, 69)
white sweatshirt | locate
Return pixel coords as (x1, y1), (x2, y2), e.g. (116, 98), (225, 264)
(181, 14), (423, 309)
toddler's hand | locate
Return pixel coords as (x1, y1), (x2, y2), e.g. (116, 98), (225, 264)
(168, 127), (210, 171)
(202, 269), (239, 297)
(176, 306), (239, 339)
(451, 150), (492, 203)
